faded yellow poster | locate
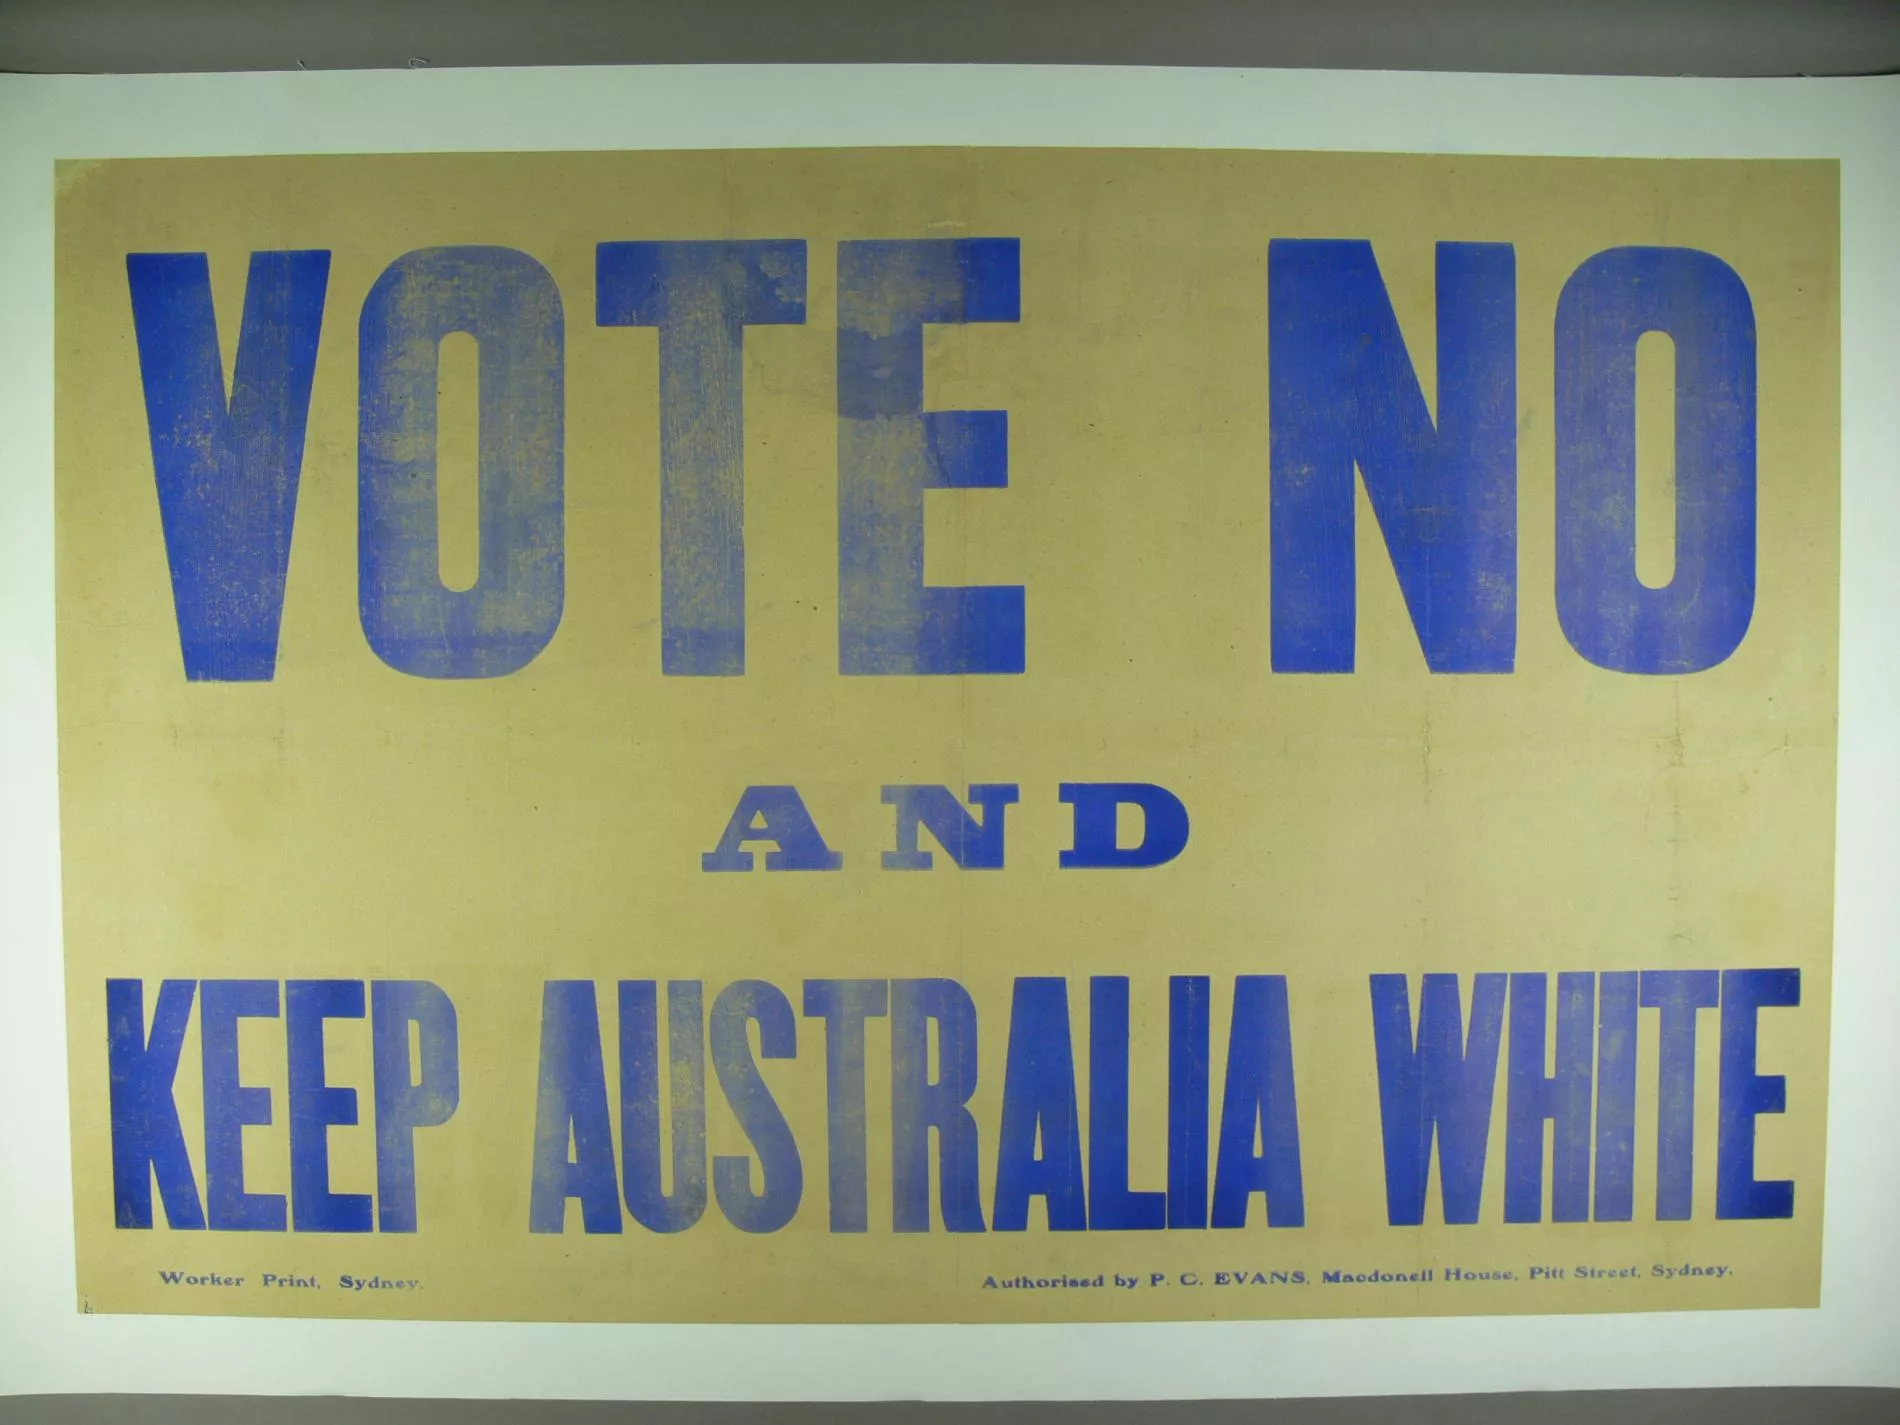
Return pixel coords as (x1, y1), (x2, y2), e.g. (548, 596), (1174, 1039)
(54, 148), (1838, 1322)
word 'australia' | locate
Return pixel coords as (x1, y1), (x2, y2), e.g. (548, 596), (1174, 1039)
(530, 976), (1303, 1235)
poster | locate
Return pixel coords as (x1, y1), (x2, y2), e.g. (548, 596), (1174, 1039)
(54, 144), (1838, 1326)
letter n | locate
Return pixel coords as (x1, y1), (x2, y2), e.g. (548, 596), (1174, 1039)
(1269, 240), (1516, 673)
(882, 784), (1018, 869)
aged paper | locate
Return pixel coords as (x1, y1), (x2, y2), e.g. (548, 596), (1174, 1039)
(55, 149), (1838, 1322)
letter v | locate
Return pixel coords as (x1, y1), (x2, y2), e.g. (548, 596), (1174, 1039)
(127, 250), (330, 681)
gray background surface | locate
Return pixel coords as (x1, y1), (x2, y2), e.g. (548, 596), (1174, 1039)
(3, 1392), (1899, 1421)
(2, 0), (1898, 76)
(1, 0), (1895, 1419)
